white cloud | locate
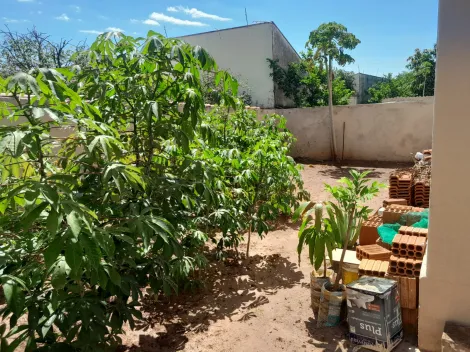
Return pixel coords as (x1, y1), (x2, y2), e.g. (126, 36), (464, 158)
(130, 18), (140, 23)
(55, 13), (70, 21)
(2, 17), (29, 23)
(80, 30), (103, 35)
(70, 5), (81, 13)
(168, 6), (231, 21)
(143, 19), (160, 26)
(150, 12), (207, 26)
(106, 27), (124, 32)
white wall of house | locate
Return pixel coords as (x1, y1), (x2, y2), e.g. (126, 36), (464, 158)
(180, 22), (299, 108)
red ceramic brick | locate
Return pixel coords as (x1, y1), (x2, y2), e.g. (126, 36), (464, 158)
(405, 258), (414, 269)
(392, 248), (400, 256)
(372, 261), (382, 276)
(398, 257), (407, 268)
(413, 260), (423, 270)
(407, 236), (417, 250)
(400, 235), (410, 249)
(383, 199), (408, 206)
(407, 250), (416, 258)
(392, 234), (402, 249)
(415, 237), (426, 253)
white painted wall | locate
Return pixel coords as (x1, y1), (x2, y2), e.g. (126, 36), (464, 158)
(258, 98), (434, 162)
(419, 0), (470, 350)
(180, 23), (275, 108)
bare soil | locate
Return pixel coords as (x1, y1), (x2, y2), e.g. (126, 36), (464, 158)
(120, 162), (419, 352)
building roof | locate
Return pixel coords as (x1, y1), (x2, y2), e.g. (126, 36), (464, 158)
(178, 21), (301, 61)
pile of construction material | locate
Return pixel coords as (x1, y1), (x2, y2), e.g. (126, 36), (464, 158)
(355, 203), (428, 336)
(388, 148), (432, 208)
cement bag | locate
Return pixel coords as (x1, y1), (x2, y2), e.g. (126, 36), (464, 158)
(317, 283), (346, 327)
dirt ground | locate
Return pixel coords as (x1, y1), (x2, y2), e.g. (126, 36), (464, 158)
(120, 162), (420, 352)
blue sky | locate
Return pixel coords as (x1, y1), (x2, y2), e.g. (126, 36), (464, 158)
(2, 0), (438, 75)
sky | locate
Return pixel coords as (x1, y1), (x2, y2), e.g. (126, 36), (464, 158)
(1, 0), (439, 76)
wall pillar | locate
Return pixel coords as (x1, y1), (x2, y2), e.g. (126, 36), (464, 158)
(419, 0), (470, 350)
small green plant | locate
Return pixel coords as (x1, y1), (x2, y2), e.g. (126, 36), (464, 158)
(324, 170), (384, 290)
(295, 202), (335, 275)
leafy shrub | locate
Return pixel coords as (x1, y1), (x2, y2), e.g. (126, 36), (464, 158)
(0, 31), (307, 351)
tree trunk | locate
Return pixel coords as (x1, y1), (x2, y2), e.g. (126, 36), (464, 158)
(423, 73), (427, 97)
(327, 56), (338, 161)
(246, 224), (252, 258)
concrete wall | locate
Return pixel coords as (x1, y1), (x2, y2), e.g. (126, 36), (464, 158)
(352, 73), (385, 104)
(259, 98), (433, 162)
(179, 23), (275, 108)
(272, 24), (301, 108)
(419, 1), (470, 350)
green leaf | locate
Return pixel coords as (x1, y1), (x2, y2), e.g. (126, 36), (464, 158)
(7, 72), (40, 96)
(46, 209), (62, 235)
(80, 234), (101, 266)
(41, 314), (57, 340)
(314, 236), (325, 271)
(65, 240), (82, 279)
(51, 257), (68, 290)
(66, 211), (81, 237)
(103, 265), (121, 287)
(22, 202), (48, 230)
(44, 236), (63, 269)
(41, 184), (59, 211)
(3, 281), (25, 317)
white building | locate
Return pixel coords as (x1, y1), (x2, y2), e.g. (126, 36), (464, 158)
(179, 22), (300, 108)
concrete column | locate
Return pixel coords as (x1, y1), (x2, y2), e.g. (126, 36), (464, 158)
(419, 0), (470, 350)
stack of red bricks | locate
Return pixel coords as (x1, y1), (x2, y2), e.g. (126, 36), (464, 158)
(389, 170), (413, 205)
(414, 179), (431, 208)
(388, 227), (428, 277)
(358, 259), (389, 277)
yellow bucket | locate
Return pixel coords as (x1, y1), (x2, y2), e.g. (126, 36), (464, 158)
(342, 263), (359, 285)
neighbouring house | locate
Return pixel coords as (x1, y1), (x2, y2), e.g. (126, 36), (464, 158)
(179, 22), (300, 108)
(351, 73), (385, 104)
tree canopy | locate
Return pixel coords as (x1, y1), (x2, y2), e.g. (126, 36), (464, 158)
(0, 26), (87, 77)
(368, 44), (437, 103)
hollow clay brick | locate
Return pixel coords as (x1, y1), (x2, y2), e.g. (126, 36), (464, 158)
(418, 229), (428, 237)
(413, 270), (421, 277)
(383, 199), (408, 206)
(398, 226), (408, 235)
(400, 249), (408, 257)
(398, 257), (407, 268)
(407, 250), (416, 258)
(400, 235), (410, 249)
(415, 252), (423, 259)
(365, 260), (375, 275)
(379, 261), (389, 276)
(414, 237), (426, 253)
(413, 260), (422, 269)
(407, 236), (417, 250)
(392, 234), (402, 249)
(372, 261), (382, 276)
(392, 248), (400, 255)
(389, 266), (397, 274)
(405, 258), (414, 269)
(398, 267), (405, 275)
(405, 227), (415, 236)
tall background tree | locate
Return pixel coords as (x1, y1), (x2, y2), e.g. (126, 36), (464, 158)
(306, 22), (360, 161)
(0, 26), (88, 77)
(368, 44), (437, 103)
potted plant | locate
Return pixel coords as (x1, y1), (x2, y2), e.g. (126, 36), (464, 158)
(294, 202), (335, 312)
(296, 170), (384, 327)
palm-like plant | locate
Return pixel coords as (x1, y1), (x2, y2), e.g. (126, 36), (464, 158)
(306, 22), (360, 161)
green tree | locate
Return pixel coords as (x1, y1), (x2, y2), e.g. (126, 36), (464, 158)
(0, 26), (88, 77)
(406, 45), (436, 97)
(267, 58), (354, 107)
(306, 22), (360, 161)
(368, 72), (415, 103)
(0, 30), (308, 350)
